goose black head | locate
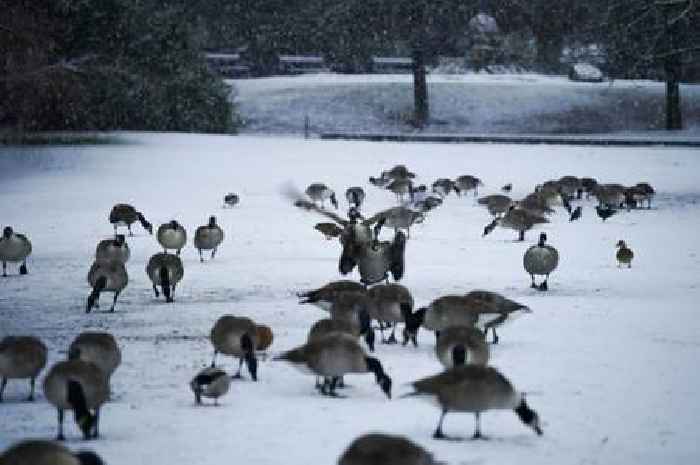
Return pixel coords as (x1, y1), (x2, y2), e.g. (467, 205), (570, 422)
(348, 207), (362, 221)
(114, 234), (126, 245)
(169, 220), (179, 229)
(136, 212), (153, 234)
(365, 357), (392, 399)
(330, 192), (338, 209)
(515, 395), (543, 436)
(452, 344), (467, 366)
(75, 451), (105, 465)
(2, 226), (13, 239)
(616, 239), (626, 248)
(403, 307), (426, 347)
(208, 216), (217, 227)
(68, 346), (81, 360)
(538, 233), (547, 247)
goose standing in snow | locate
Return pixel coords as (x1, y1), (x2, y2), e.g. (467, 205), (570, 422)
(157, 220), (187, 255)
(95, 234), (130, 264)
(435, 326), (489, 368)
(190, 366), (231, 405)
(478, 194), (512, 217)
(194, 216), (224, 262)
(108, 204), (152, 236)
(432, 178), (457, 197)
(0, 226), (32, 276)
(210, 315), (259, 381)
(405, 365), (543, 439)
(338, 433), (442, 465)
(68, 332), (121, 381)
(43, 360), (109, 440)
(0, 440), (105, 465)
(345, 187), (365, 209)
(406, 295), (491, 346)
(367, 283), (413, 344)
(298, 280), (367, 312)
(146, 252), (184, 302)
(306, 183), (338, 209)
(86, 259), (128, 313)
(386, 178), (414, 203)
(485, 206), (548, 241)
(0, 336), (47, 402)
(616, 240), (634, 268)
(366, 206), (424, 239)
(275, 333), (391, 398)
(464, 290), (531, 344)
(455, 175), (483, 196)
(524, 233), (559, 291)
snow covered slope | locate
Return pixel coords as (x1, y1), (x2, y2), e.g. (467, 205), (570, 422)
(1, 134), (699, 464)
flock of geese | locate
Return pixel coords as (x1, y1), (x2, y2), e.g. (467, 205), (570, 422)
(0, 165), (654, 464)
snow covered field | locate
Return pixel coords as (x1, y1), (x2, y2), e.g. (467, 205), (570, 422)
(1, 133), (700, 464)
(231, 73), (700, 135)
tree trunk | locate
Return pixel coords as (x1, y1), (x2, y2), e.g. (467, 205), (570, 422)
(412, 48), (428, 128)
(664, 58), (683, 130)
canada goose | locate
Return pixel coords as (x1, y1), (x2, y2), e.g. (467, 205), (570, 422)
(558, 176), (581, 199)
(68, 332), (121, 380)
(385, 164), (415, 179)
(570, 206), (582, 222)
(464, 290), (531, 344)
(435, 326), (489, 368)
(594, 184), (625, 208)
(157, 220), (187, 255)
(524, 233), (559, 291)
(0, 226), (32, 276)
(559, 190), (573, 214)
(95, 234), (130, 264)
(345, 187), (365, 208)
(146, 252), (184, 302)
(307, 319), (361, 389)
(315, 222), (344, 240)
(306, 183), (338, 209)
(43, 360), (109, 440)
(595, 205), (617, 222)
(516, 193), (555, 217)
(386, 178), (414, 202)
(581, 177), (598, 199)
(190, 366), (231, 405)
(354, 232), (406, 286)
(367, 283), (413, 344)
(210, 315), (258, 381)
(275, 333), (391, 398)
(616, 240), (634, 267)
(406, 295), (493, 346)
(366, 206), (424, 239)
(414, 195), (442, 213)
(478, 194), (512, 217)
(0, 440), (105, 465)
(298, 280), (367, 311)
(368, 175), (392, 188)
(405, 365), (542, 439)
(633, 182), (655, 208)
(194, 216), (224, 262)
(501, 183), (512, 193)
(432, 178), (456, 197)
(255, 325), (274, 351)
(0, 336), (47, 402)
(487, 207), (548, 241)
(329, 290), (376, 352)
(223, 192), (239, 208)
(86, 259), (128, 313)
(108, 204), (152, 236)
(455, 175), (483, 197)
(338, 433), (443, 465)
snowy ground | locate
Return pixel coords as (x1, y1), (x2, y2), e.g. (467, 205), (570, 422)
(231, 73), (700, 136)
(1, 133), (700, 464)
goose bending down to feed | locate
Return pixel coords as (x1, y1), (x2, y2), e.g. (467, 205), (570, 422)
(108, 204), (152, 236)
(569, 206), (582, 222)
(0, 227), (32, 276)
(190, 366), (231, 405)
(436, 326), (489, 368)
(307, 318), (360, 389)
(478, 195), (512, 217)
(298, 280), (367, 312)
(367, 283), (414, 344)
(432, 178), (457, 197)
(386, 178), (414, 203)
(146, 252), (184, 302)
(484, 206), (548, 241)
(0, 440), (105, 465)
(338, 433), (443, 465)
(464, 290), (532, 344)
(95, 234), (130, 264)
(68, 332), (121, 381)
(306, 183), (338, 209)
(455, 175), (483, 197)
(345, 187), (365, 208)
(43, 360), (109, 440)
(328, 290), (376, 352)
(86, 259), (128, 313)
(616, 240), (634, 268)
(275, 333), (392, 398)
(223, 192), (239, 208)
(157, 220), (187, 255)
(405, 365), (543, 440)
(210, 315), (259, 381)
(524, 233), (559, 291)
(194, 216), (224, 262)
(595, 205), (617, 222)
(0, 336), (47, 402)
(367, 207), (424, 239)
(385, 164), (415, 180)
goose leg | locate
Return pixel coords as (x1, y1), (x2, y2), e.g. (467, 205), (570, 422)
(2, 262), (6, 277)
(472, 412), (484, 439)
(93, 408), (100, 438)
(232, 357), (244, 379)
(530, 274), (537, 289)
(19, 260), (28, 275)
(539, 278), (548, 291)
(328, 377), (344, 397)
(176, 249), (181, 256)
(320, 377), (331, 395)
(484, 314), (507, 344)
(153, 284), (160, 298)
(433, 409), (449, 439)
(0, 377), (6, 401)
(387, 326), (398, 344)
(199, 249), (204, 262)
(113, 224), (118, 236)
(28, 377), (36, 401)
(210, 351), (218, 368)
(57, 409), (65, 441)
(518, 230), (525, 241)
(127, 224), (133, 236)
(211, 248), (217, 260)
(110, 291), (120, 312)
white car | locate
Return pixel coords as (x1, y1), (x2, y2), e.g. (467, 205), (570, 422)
(568, 62), (604, 82)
